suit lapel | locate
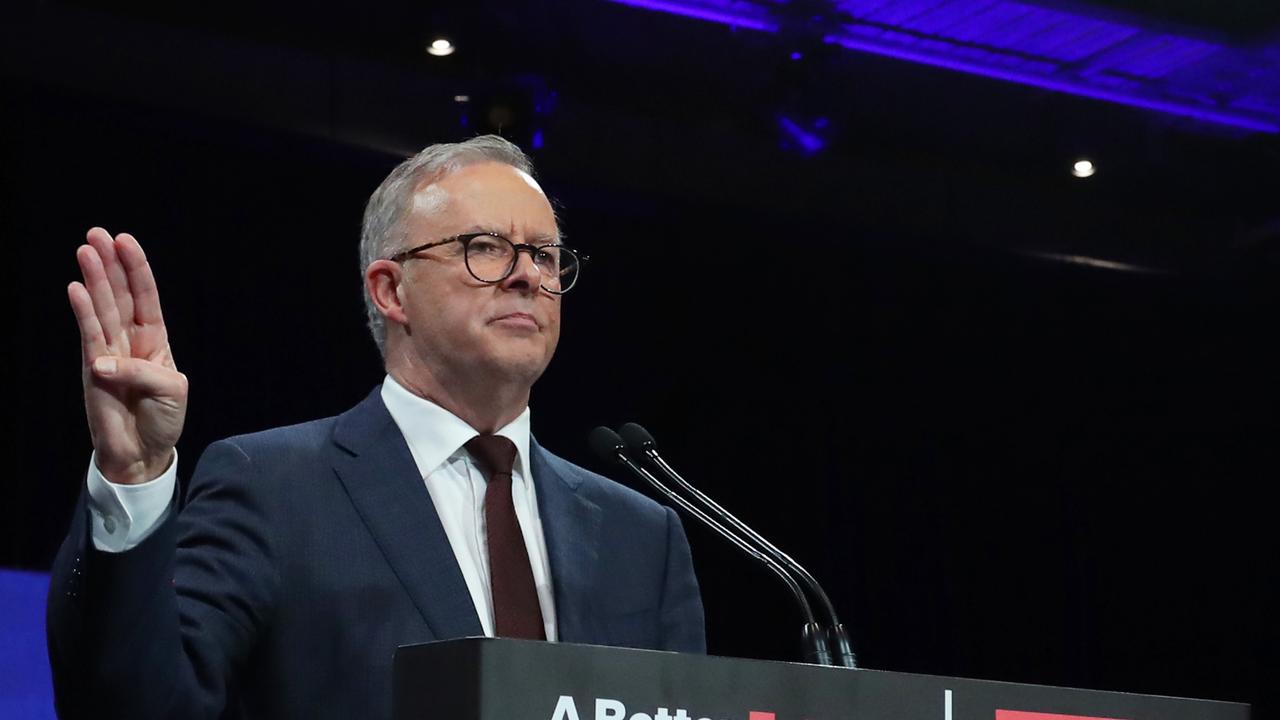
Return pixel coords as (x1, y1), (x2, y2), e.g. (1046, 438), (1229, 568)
(330, 389), (484, 640)
(530, 440), (603, 644)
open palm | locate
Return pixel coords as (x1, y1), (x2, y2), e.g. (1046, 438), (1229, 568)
(69, 228), (187, 485)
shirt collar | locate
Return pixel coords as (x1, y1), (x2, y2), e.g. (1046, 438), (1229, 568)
(380, 374), (532, 481)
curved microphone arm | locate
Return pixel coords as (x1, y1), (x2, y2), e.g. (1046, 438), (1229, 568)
(590, 428), (833, 666)
(620, 423), (857, 668)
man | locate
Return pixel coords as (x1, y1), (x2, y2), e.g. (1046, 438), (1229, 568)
(47, 135), (705, 719)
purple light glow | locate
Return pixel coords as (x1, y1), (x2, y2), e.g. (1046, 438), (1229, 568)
(824, 32), (1280, 132)
(779, 116), (826, 154)
(532, 130), (545, 149)
(0, 570), (55, 719)
(610, 0), (1280, 134)
(607, 0), (777, 31)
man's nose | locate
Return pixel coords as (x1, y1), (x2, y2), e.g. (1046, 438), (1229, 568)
(501, 249), (543, 293)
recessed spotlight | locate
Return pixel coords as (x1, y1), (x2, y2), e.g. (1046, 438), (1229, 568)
(427, 38), (455, 57)
(1072, 159), (1096, 178)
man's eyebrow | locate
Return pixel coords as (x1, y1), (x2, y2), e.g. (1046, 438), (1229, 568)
(463, 225), (562, 244)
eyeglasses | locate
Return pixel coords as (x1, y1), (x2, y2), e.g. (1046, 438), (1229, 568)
(388, 231), (584, 295)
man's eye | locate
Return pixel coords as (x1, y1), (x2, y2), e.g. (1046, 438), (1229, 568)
(470, 238), (506, 255)
(534, 249), (560, 268)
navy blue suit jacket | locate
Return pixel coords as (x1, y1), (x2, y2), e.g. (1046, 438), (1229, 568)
(47, 388), (705, 719)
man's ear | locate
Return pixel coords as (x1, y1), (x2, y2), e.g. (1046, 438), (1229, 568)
(366, 260), (409, 326)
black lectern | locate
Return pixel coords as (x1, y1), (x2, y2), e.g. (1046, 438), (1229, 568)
(393, 638), (1248, 720)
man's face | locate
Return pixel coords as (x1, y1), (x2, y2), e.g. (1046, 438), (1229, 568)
(394, 161), (562, 387)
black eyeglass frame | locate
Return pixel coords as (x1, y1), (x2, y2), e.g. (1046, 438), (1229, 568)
(388, 231), (586, 295)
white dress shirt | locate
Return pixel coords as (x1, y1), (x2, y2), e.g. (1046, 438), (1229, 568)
(85, 450), (176, 553)
(85, 374), (558, 640)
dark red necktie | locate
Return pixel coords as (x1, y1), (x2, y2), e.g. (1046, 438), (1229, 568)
(465, 434), (546, 640)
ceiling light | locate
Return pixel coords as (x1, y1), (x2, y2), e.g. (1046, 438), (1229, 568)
(1072, 159), (1096, 178)
(427, 38), (455, 57)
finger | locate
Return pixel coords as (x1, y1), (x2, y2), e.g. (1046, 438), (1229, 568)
(115, 233), (165, 326)
(68, 281), (109, 363)
(86, 227), (113, 245)
(90, 356), (188, 400)
(87, 230), (135, 329)
(76, 244), (125, 345)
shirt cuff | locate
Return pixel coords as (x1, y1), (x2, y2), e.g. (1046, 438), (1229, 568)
(85, 450), (177, 553)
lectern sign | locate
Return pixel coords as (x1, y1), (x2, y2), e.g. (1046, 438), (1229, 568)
(997, 711), (1124, 720)
(546, 696), (833, 720)
(393, 638), (1248, 720)
(543, 692), (1146, 720)
(549, 695), (735, 720)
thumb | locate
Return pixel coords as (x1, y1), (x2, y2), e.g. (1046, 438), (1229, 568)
(92, 356), (188, 399)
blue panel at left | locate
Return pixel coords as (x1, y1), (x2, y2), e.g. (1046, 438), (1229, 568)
(0, 569), (56, 719)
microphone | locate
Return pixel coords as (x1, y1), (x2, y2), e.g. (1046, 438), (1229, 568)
(617, 423), (857, 669)
(589, 427), (833, 666)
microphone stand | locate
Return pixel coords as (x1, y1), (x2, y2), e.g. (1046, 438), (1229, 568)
(618, 423), (857, 668)
(590, 427), (833, 665)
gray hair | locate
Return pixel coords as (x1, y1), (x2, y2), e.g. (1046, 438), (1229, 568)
(360, 134), (536, 358)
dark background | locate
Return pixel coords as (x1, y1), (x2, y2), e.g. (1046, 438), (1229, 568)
(3, 0), (1279, 717)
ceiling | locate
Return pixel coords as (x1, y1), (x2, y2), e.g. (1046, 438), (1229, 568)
(1070, 0), (1280, 41)
(3, 0), (1279, 273)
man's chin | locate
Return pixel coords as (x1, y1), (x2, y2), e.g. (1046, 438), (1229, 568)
(478, 350), (553, 386)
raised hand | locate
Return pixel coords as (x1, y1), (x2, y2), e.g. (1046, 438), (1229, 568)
(69, 228), (188, 485)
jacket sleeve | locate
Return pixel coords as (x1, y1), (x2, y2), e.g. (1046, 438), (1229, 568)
(657, 507), (706, 653)
(46, 439), (280, 719)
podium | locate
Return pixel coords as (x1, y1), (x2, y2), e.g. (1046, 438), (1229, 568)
(393, 638), (1248, 720)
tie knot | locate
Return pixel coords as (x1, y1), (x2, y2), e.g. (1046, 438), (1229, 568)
(465, 434), (517, 480)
